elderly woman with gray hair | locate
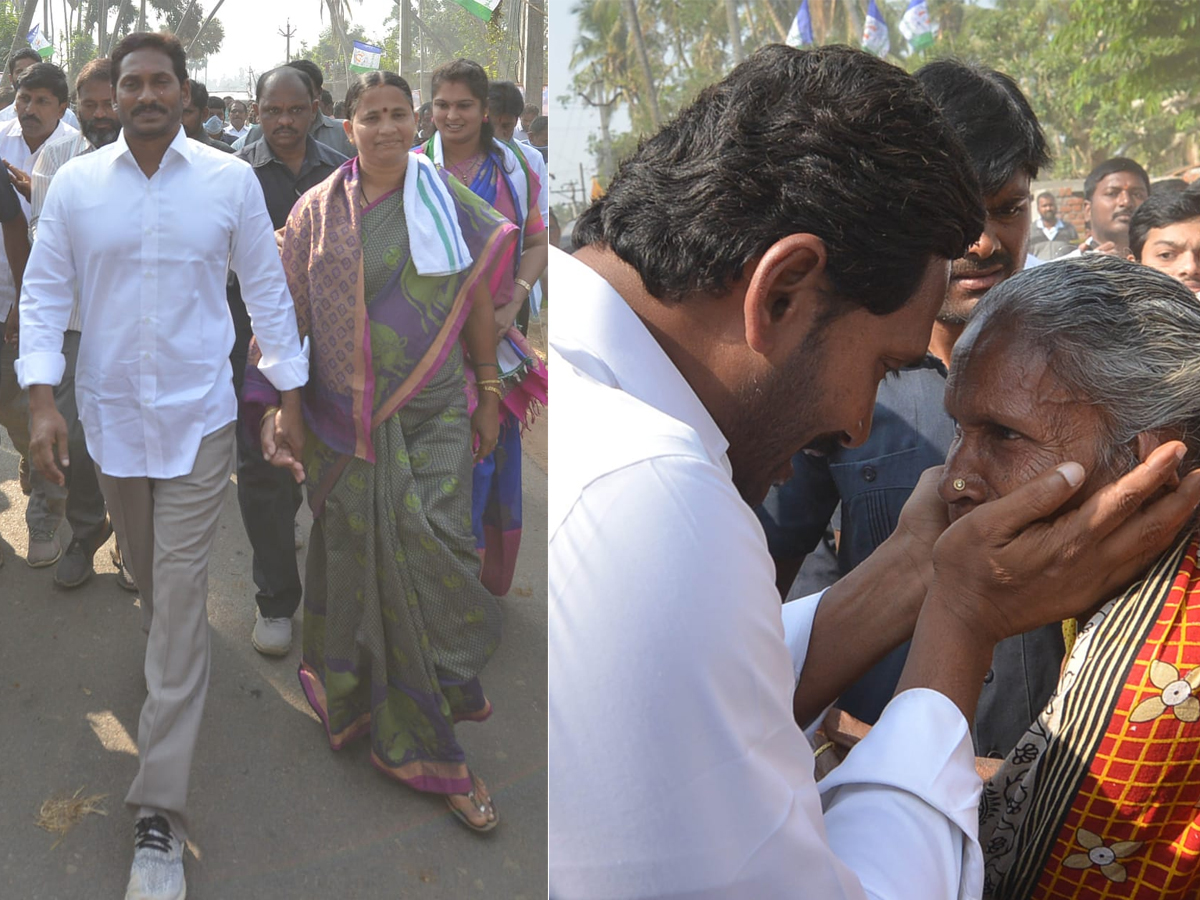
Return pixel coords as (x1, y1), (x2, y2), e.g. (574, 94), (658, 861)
(941, 255), (1200, 899)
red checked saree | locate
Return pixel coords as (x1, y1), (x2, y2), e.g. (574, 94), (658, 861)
(980, 531), (1200, 899)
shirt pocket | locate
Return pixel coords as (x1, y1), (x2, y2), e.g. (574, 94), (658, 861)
(829, 446), (932, 558)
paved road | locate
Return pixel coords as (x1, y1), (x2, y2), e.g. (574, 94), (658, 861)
(0, 412), (547, 899)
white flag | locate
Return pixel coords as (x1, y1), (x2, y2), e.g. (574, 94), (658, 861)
(862, 0), (890, 57)
(899, 0), (935, 51)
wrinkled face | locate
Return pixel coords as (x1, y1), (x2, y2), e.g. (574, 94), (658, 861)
(1086, 172), (1148, 245)
(347, 84), (415, 169)
(116, 48), (186, 140)
(432, 80), (485, 150)
(229, 101), (247, 130)
(941, 171), (1031, 324)
(1038, 194), (1057, 223)
(15, 85), (66, 144)
(939, 328), (1114, 523)
(258, 76), (316, 156)
(77, 78), (118, 147)
(493, 112), (518, 142)
(1138, 218), (1200, 295)
(733, 256), (949, 506)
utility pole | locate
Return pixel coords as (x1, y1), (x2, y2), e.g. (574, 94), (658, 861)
(279, 18), (295, 62)
(138, 0), (146, 32)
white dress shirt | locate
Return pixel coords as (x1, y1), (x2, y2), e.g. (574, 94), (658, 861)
(549, 247), (983, 900)
(0, 103), (79, 130)
(16, 126), (308, 479)
(0, 115), (78, 319)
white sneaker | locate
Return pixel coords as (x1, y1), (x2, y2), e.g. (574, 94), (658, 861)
(125, 815), (185, 900)
(294, 519), (305, 550)
(252, 611), (292, 657)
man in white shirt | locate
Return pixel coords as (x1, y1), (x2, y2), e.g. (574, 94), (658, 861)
(549, 44), (1200, 900)
(17, 32), (307, 900)
(0, 60), (78, 567)
(0, 48), (80, 131)
(23, 56), (128, 590)
(489, 80), (549, 325)
(223, 98), (250, 141)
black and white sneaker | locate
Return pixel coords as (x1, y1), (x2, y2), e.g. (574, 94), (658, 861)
(125, 815), (185, 900)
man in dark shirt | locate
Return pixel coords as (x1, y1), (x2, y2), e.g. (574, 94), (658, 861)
(229, 64), (346, 657)
(181, 80), (234, 153)
(758, 61), (1062, 761)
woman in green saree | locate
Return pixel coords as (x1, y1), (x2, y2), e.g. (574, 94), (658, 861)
(247, 71), (519, 832)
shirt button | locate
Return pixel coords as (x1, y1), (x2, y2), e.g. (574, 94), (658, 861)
(862, 465), (877, 483)
(983, 669), (995, 684)
(143, 352), (151, 360)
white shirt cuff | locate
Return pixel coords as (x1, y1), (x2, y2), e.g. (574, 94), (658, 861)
(15, 350), (65, 389)
(257, 334), (310, 392)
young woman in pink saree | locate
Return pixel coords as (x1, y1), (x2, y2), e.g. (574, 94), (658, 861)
(420, 58), (548, 597)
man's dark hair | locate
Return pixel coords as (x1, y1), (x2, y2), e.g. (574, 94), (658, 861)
(488, 80), (524, 118)
(915, 60), (1049, 196)
(256, 65), (314, 101)
(1036, 190), (1055, 203)
(75, 56), (111, 94)
(1151, 178), (1189, 197)
(574, 44), (984, 313)
(16, 62), (68, 105)
(207, 96), (224, 113)
(286, 59), (323, 94)
(530, 115), (547, 136)
(522, 102), (539, 118)
(188, 79), (208, 112)
(1129, 185), (1200, 259)
(7, 48), (40, 78)
(320, 88), (332, 105)
(1083, 157), (1150, 200)
(344, 70), (412, 121)
(111, 31), (188, 88)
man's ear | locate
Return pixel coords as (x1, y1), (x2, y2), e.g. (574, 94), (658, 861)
(1136, 432), (1184, 487)
(743, 233), (829, 360)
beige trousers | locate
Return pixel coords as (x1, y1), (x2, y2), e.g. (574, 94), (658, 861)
(97, 423), (235, 843)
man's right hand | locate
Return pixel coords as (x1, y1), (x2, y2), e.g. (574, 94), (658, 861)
(28, 386), (68, 487)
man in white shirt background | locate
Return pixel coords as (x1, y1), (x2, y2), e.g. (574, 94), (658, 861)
(549, 44), (1200, 900)
(0, 48), (80, 131)
(489, 79), (549, 331)
(21, 56), (126, 590)
(0, 60), (78, 569)
(223, 98), (250, 142)
(17, 32), (307, 900)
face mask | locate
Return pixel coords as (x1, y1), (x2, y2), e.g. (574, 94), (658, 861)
(203, 115), (224, 135)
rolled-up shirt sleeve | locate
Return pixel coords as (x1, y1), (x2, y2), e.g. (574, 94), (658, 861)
(15, 171), (75, 389)
(228, 164), (308, 392)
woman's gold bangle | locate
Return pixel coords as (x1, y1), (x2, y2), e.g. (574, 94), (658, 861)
(514, 277), (534, 295)
(260, 405), (280, 428)
(479, 383), (503, 398)
(476, 378), (502, 386)
(812, 741), (837, 761)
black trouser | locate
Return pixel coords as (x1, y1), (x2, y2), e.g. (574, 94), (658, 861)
(230, 282), (303, 619)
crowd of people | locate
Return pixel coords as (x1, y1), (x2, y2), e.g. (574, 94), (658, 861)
(550, 44), (1200, 900)
(0, 31), (546, 900)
